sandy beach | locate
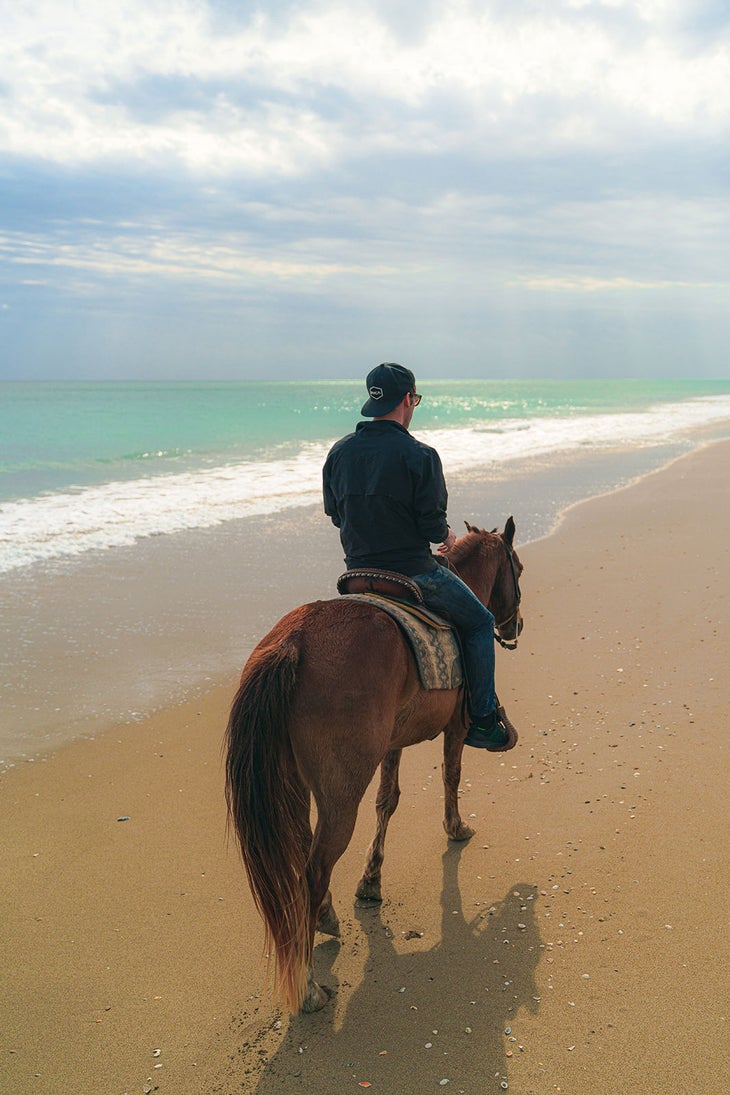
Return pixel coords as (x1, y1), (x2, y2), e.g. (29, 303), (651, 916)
(2, 440), (728, 1095)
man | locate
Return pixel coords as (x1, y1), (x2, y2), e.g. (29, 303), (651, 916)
(322, 362), (515, 751)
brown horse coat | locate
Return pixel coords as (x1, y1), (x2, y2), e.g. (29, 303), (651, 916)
(225, 519), (523, 1013)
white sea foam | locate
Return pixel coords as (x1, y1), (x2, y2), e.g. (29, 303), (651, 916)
(1, 395), (729, 573)
(421, 394), (730, 471)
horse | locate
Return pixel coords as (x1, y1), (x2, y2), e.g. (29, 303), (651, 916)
(225, 517), (523, 1014)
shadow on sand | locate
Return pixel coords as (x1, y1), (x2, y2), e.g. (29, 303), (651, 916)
(245, 845), (541, 1094)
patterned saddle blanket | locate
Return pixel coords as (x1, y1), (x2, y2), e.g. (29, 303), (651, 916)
(339, 593), (463, 691)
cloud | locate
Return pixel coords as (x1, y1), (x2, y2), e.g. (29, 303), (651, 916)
(1, 1), (729, 378)
(0, 225), (413, 286)
(513, 275), (728, 293)
(2, 1), (728, 173)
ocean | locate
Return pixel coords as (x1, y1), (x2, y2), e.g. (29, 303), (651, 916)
(2, 378), (730, 574)
(2, 378), (730, 769)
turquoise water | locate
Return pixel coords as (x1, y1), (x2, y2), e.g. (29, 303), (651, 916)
(2, 376), (730, 766)
(3, 378), (729, 499)
(2, 378), (730, 573)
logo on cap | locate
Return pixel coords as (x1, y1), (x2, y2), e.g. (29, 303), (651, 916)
(369, 386), (384, 400)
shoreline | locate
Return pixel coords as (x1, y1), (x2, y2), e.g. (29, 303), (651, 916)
(526, 432), (726, 546)
(1, 439), (728, 1094)
(2, 430), (726, 771)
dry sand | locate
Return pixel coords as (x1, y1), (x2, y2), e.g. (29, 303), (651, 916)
(1, 441), (728, 1095)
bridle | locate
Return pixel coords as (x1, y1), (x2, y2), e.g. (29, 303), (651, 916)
(494, 540), (522, 651)
(444, 534), (522, 651)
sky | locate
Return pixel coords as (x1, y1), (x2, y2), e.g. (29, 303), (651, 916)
(1, 0), (728, 380)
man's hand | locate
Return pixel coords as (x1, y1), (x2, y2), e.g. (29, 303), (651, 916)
(438, 527), (457, 555)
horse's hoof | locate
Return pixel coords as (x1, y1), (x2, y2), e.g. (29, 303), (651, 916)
(316, 905), (341, 937)
(446, 822), (475, 842)
(301, 980), (332, 1013)
(355, 878), (383, 903)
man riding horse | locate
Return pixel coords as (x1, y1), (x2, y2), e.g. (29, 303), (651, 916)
(323, 362), (517, 751)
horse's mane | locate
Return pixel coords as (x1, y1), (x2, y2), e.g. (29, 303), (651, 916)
(448, 526), (498, 567)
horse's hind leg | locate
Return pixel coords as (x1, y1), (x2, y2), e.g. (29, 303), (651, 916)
(316, 889), (340, 937)
(292, 787), (340, 939)
(356, 748), (402, 903)
(303, 799), (361, 1013)
(442, 722), (474, 841)
(283, 771), (339, 940)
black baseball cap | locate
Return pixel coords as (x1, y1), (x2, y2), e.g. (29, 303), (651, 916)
(360, 362), (416, 417)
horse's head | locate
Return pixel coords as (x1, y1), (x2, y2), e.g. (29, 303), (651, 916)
(455, 516), (524, 649)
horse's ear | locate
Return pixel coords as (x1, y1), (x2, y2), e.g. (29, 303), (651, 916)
(503, 515), (516, 547)
(464, 520), (475, 532)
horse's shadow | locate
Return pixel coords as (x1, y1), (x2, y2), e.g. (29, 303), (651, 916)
(252, 846), (541, 1094)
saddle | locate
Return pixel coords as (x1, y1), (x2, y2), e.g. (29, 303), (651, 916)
(337, 569), (463, 692)
(337, 568), (424, 604)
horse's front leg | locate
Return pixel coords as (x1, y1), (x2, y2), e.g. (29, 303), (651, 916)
(442, 717), (474, 842)
(356, 748), (402, 903)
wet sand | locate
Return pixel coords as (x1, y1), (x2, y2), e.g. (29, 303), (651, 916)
(1, 441), (728, 1095)
(0, 439), (699, 769)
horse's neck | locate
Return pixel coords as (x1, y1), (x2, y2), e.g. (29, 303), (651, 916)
(455, 549), (498, 604)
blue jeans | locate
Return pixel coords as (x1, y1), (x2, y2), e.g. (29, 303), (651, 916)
(410, 564), (495, 718)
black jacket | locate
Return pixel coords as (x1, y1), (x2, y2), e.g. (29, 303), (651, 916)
(322, 420), (449, 575)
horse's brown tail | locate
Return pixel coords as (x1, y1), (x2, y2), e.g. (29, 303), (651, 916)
(224, 637), (310, 1013)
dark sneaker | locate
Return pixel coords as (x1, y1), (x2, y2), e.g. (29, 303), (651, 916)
(464, 705), (518, 751)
